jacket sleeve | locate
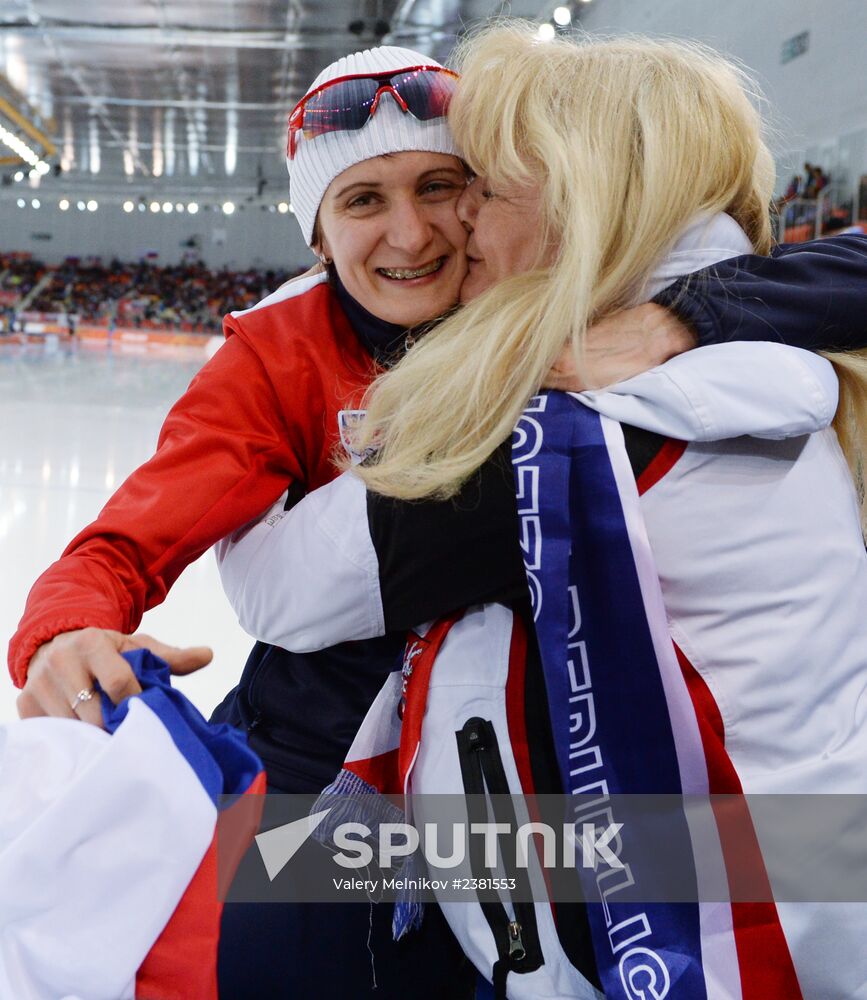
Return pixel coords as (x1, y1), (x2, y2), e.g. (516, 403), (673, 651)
(654, 234), (867, 351)
(7, 332), (308, 687)
(216, 473), (386, 653)
(216, 442), (528, 652)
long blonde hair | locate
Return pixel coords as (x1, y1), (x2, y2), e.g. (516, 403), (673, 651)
(821, 348), (867, 531)
(352, 24), (779, 499)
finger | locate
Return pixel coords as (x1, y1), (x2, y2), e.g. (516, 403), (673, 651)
(75, 631), (143, 706)
(62, 676), (104, 727)
(17, 689), (47, 720)
(126, 633), (213, 675)
(46, 657), (109, 728)
(33, 673), (79, 721)
(167, 649), (214, 676)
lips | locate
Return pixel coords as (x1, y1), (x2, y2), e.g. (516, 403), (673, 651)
(377, 256), (446, 280)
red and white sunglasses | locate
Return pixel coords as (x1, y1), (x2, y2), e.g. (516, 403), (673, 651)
(287, 65), (459, 160)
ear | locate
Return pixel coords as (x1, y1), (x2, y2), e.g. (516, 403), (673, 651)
(312, 223), (332, 265)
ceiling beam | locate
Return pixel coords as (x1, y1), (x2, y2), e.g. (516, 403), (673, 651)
(60, 97), (288, 111)
(2, 24), (351, 50)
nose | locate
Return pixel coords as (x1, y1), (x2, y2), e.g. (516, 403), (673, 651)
(386, 198), (434, 256)
(457, 176), (481, 232)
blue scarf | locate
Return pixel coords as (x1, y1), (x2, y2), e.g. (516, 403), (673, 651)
(516, 391), (707, 998)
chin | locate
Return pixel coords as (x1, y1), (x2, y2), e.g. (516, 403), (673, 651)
(397, 293), (459, 328)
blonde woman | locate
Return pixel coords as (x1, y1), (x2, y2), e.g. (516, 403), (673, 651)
(218, 26), (867, 1000)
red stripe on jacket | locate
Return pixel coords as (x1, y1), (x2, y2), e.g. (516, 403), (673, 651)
(674, 643), (802, 1000)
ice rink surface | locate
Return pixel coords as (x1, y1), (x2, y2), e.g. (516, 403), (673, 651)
(0, 338), (253, 723)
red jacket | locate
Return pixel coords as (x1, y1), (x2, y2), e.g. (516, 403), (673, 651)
(8, 273), (374, 686)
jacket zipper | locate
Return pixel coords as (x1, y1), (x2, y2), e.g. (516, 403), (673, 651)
(456, 717), (543, 999)
(247, 644), (279, 726)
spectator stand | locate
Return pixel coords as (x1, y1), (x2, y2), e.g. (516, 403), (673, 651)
(0, 255), (302, 356)
(778, 183), (858, 242)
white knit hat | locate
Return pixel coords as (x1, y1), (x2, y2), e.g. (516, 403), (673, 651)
(288, 46), (460, 246)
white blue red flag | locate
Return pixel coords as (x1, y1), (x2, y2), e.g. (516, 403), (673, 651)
(0, 648), (265, 1000)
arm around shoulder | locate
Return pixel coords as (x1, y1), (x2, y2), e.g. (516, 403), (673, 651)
(216, 470), (385, 652)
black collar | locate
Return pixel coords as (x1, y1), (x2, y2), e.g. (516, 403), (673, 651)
(331, 270), (408, 365)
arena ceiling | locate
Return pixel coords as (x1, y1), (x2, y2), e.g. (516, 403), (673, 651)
(0, 0), (550, 201)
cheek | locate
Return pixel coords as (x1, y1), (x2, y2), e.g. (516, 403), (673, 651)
(473, 210), (505, 255)
(318, 208), (384, 273)
(429, 202), (468, 253)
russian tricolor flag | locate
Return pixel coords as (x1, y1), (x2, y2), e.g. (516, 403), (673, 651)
(0, 649), (265, 1000)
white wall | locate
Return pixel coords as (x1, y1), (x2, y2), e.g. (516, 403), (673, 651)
(0, 194), (315, 271)
(575, 0), (867, 209)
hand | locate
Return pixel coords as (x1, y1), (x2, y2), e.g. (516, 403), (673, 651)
(17, 628), (213, 729)
(542, 303), (697, 392)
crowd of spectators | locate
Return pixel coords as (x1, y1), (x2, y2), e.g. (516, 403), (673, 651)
(780, 162), (830, 205)
(0, 253), (302, 333)
(0, 254), (48, 301)
(774, 162), (847, 237)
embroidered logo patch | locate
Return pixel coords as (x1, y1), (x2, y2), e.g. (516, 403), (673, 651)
(337, 409), (373, 465)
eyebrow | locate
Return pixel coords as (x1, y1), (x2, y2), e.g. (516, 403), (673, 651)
(333, 168), (465, 202)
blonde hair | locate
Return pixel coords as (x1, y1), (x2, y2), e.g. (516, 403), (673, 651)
(351, 23), (779, 499)
(822, 348), (867, 532)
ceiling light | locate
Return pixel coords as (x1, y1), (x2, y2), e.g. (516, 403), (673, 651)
(225, 107), (238, 177)
(162, 201), (173, 213)
(31, 198), (40, 209)
(553, 6), (572, 25)
(288, 203), (295, 214)
(13, 171), (23, 182)
(150, 201), (160, 213)
(16, 198), (25, 208)
(152, 111), (163, 178)
(222, 201), (235, 215)
(277, 202), (289, 214)
(176, 203), (184, 213)
(87, 200), (98, 212)
(0, 124), (41, 167)
(123, 200), (134, 213)
(59, 198), (69, 211)
(76, 200), (86, 211)
(36, 161), (50, 175)
(187, 202), (199, 214)
(536, 23), (556, 41)
(138, 202), (145, 212)
(88, 119), (101, 175)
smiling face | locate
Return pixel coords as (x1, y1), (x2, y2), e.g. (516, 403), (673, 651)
(456, 174), (548, 303)
(316, 151), (469, 327)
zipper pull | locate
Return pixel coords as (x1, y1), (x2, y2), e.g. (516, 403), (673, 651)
(463, 717), (488, 751)
(507, 920), (526, 962)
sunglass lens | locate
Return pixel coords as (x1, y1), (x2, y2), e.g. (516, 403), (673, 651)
(302, 77), (380, 139)
(391, 70), (456, 121)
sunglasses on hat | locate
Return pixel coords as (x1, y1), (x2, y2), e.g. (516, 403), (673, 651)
(287, 65), (459, 160)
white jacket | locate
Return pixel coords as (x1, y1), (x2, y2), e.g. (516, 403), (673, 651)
(216, 218), (867, 999)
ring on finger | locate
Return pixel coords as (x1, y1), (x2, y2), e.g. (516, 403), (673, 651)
(70, 687), (96, 712)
